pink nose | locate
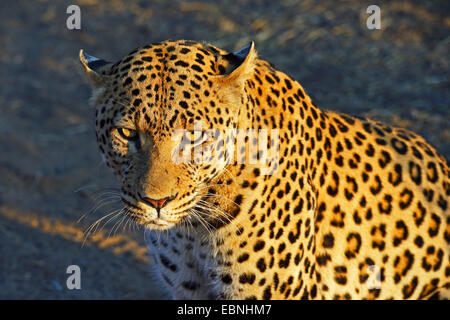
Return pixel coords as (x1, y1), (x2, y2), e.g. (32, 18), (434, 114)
(143, 197), (169, 209)
(140, 193), (177, 210)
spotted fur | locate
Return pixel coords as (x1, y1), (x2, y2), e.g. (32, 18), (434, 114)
(80, 40), (450, 300)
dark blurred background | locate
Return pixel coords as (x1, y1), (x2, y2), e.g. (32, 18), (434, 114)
(0, 0), (448, 299)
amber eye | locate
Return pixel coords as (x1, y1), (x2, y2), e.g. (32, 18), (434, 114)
(117, 128), (138, 140)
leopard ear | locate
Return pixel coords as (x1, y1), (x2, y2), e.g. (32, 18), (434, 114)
(79, 50), (112, 88)
(217, 41), (257, 85)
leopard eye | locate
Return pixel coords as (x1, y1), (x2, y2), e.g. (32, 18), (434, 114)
(117, 128), (138, 140)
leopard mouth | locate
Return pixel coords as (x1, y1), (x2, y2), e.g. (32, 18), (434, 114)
(122, 201), (182, 230)
(121, 194), (199, 230)
(126, 210), (178, 230)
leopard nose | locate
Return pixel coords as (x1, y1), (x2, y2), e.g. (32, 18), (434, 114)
(140, 193), (177, 210)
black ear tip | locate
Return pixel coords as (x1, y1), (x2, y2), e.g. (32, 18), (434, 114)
(80, 49), (97, 63)
(233, 41), (255, 60)
(79, 49), (109, 70)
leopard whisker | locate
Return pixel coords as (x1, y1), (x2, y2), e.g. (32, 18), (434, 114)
(194, 201), (234, 226)
(188, 208), (215, 237)
(82, 208), (124, 245)
(77, 195), (121, 224)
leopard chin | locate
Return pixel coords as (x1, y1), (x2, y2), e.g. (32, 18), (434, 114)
(142, 219), (176, 231)
(125, 206), (186, 229)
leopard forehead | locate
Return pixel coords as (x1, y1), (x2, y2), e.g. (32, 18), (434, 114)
(99, 40), (239, 133)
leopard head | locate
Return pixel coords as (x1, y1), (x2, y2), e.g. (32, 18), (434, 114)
(79, 40), (257, 230)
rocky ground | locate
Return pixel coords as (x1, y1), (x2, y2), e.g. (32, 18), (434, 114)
(0, 0), (448, 299)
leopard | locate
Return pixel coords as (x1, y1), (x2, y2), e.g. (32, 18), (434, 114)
(79, 39), (449, 300)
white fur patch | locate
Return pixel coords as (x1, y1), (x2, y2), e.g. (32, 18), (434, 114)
(89, 87), (106, 106)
